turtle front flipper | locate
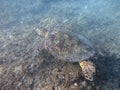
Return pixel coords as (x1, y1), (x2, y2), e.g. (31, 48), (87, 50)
(79, 61), (96, 81)
(32, 27), (48, 58)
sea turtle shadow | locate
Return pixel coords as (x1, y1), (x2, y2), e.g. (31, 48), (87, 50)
(91, 51), (120, 85)
(34, 48), (120, 86)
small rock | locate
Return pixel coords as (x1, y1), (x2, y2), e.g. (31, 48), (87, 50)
(81, 81), (87, 87)
(0, 65), (3, 75)
(74, 82), (78, 86)
(14, 65), (23, 74)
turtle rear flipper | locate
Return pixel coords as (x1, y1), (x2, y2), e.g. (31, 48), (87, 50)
(35, 27), (48, 38)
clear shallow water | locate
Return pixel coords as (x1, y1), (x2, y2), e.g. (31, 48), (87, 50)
(0, 0), (120, 89)
(1, 0), (120, 58)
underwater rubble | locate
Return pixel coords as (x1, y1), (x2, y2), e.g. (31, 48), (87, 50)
(0, 19), (120, 90)
(0, 0), (120, 90)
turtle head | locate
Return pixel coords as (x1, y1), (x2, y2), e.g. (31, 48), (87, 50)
(79, 61), (96, 81)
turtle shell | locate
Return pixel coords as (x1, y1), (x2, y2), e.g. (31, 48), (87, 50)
(44, 30), (95, 62)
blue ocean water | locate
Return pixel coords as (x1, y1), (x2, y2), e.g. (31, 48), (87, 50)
(0, 0), (120, 89)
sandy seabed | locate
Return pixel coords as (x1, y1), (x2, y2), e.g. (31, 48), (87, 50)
(0, 0), (120, 90)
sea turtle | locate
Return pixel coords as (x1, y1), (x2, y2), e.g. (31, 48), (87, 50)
(34, 28), (96, 81)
